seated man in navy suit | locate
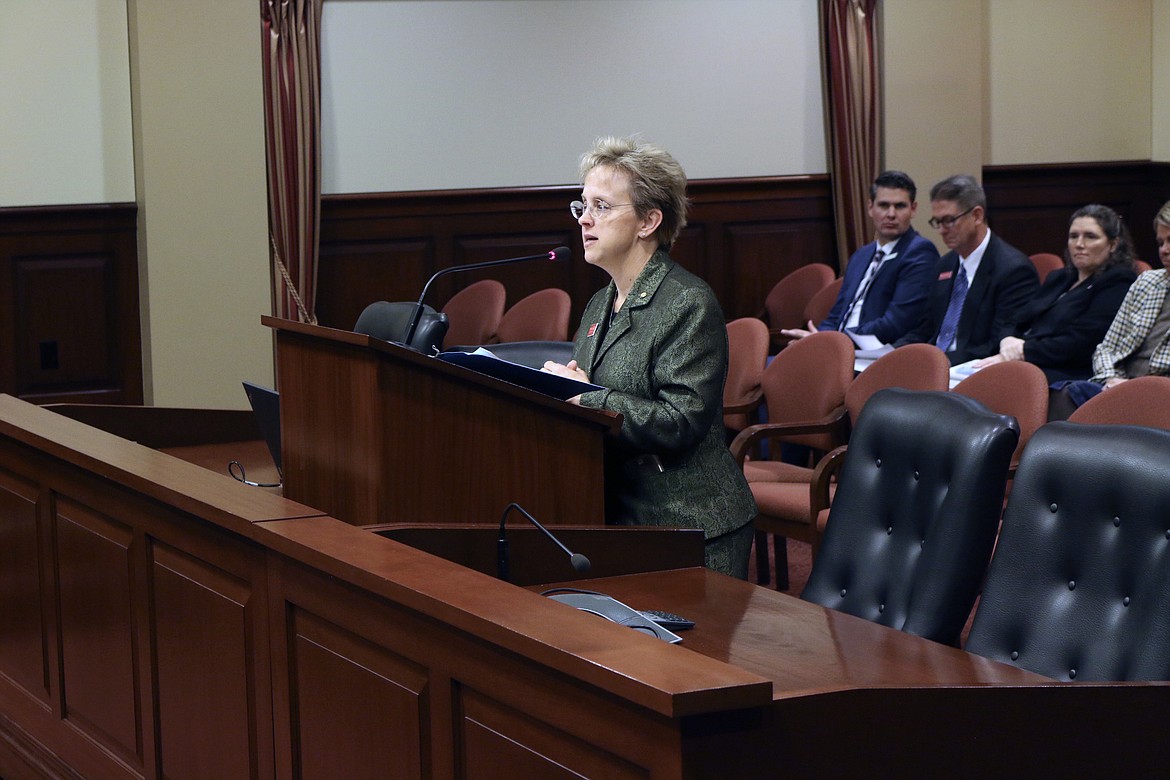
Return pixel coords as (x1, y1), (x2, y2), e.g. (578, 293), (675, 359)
(893, 174), (1039, 365)
(781, 170), (938, 344)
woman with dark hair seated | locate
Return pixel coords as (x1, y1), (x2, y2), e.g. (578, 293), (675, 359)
(1047, 199), (1170, 419)
(975, 203), (1136, 383)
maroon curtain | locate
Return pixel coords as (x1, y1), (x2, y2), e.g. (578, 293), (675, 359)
(260, 0), (323, 324)
(822, 0), (882, 273)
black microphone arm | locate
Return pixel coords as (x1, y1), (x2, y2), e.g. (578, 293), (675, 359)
(401, 246), (571, 349)
(496, 501), (592, 583)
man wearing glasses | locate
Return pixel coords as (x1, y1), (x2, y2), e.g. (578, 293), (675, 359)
(893, 174), (1038, 365)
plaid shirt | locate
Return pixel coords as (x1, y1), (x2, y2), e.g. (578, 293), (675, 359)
(1091, 269), (1170, 382)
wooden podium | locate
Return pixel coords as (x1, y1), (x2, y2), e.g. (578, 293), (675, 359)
(263, 316), (621, 527)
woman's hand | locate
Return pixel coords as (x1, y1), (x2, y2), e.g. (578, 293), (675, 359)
(1103, 376), (1128, 390)
(998, 336), (1026, 362)
(542, 359), (591, 406)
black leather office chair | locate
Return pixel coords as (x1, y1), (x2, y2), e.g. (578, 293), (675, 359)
(801, 388), (1019, 646)
(353, 301), (449, 354)
(966, 422), (1170, 681)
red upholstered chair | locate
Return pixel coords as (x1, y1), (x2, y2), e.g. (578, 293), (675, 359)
(760, 264), (836, 351)
(491, 288), (571, 343)
(440, 279), (506, 347)
(744, 343), (951, 588)
(1028, 253), (1065, 284)
(952, 360), (1049, 472)
(851, 342), (949, 402)
(723, 318), (770, 435)
(1067, 375), (1170, 428)
(1135, 259), (1153, 274)
(802, 277), (844, 329)
(728, 331), (855, 587)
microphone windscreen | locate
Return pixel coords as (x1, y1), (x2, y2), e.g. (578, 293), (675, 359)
(570, 553), (592, 573)
(550, 246), (571, 262)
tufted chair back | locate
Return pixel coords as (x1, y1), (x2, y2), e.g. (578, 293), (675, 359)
(801, 388), (1019, 645)
(966, 423), (1170, 681)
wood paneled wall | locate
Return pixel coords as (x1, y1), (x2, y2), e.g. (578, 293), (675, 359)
(317, 176), (839, 334)
(985, 161), (1170, 264)
(0, 205), (142, 405)
(3, 161), (1167, 406)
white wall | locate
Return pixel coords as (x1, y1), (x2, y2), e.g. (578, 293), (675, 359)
(320, 0), (825, 192)
(0, 0), (135, 207)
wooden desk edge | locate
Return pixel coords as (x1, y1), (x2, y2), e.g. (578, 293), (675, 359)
(254, 515), (774, 718)
(0, 394), (770, 720)
(262, 315), (623, 431)
(0, 394), (323, 531)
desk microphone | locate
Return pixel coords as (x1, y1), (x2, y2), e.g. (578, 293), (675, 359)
(402, 246), (571, 348)
(496, 501), (591, 583)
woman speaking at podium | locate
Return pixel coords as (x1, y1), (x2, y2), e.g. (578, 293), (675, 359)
(543, 137), (757, 578)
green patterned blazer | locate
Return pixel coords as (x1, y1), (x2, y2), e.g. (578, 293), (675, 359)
(572, 250), (757, 540)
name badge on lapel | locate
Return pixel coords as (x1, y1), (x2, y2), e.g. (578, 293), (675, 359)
(587, 322), (599, 337)
(939, 271), (954, 281)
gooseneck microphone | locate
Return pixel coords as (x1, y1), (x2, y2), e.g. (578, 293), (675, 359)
(401, 246), (571, 349)
(496, 501), (592, 583)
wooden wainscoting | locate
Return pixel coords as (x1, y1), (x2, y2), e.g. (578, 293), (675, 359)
(984, 160), (1170, 265)
(3, 162), (1164, 411)
(318, 176), (839, 333)
(0, 204), (142, 405)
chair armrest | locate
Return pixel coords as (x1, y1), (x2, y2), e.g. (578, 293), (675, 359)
(767, 327), (795, 349)
(723, 388), (763, 416)
(728, 407), (847, 466)
(809, 445), (849, 520)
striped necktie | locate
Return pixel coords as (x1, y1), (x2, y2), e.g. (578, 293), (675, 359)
(840, 248), (884, 331)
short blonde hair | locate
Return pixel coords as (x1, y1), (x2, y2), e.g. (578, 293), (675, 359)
(1156, 199), (1170, 231)
(579, 136), (688, 248)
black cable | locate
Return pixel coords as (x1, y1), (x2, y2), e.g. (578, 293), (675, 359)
(227, 461), (281, 488)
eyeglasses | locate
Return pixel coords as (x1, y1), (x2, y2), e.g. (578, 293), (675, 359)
(928, 206), (976, 230)
(570, 200), (633, 220)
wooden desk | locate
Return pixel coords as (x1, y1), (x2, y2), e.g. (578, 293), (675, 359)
(567, 570), (1170, 776)
(575, 568), (1043, 691)
(2, 395), (1169, 779)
